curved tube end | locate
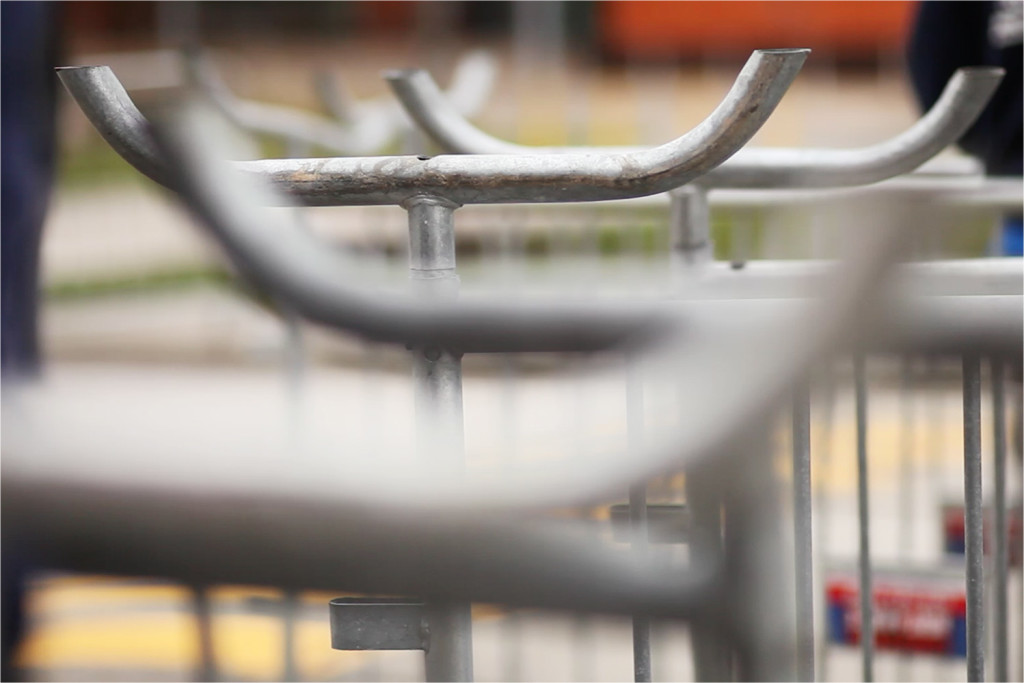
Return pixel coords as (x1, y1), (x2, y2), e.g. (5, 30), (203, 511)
(749, 47), (812, 64)
(709, 62), (1003, 189)
(941, 66), (1006, 112)
(313, 71), (357, 126)
(907, 64), (1005, 159)
(382, 67), (427, 83)
(950, 65), (1006, 87)
(56, 65), (171, 187)
(754, 48), (812, 56)
(942, 67), (1005, 115)
(631, 47), (810, 188)
(384, 66), (515, 154)
(56, 64), (115, 86)
(746, 48), (811, 87)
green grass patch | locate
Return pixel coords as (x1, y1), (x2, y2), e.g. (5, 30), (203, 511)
(57, 134), (311, 190)
(596, 226), (624, 255)
(57, 139), (146, 189)
(46, 265), (237, 303)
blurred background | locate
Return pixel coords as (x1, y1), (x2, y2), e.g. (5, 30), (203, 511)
(7, 1), (1021, 681)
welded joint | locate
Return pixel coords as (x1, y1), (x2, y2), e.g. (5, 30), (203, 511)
(403, 194), (462, 297)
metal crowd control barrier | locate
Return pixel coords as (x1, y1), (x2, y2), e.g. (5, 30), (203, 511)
(182, 49), (498, 157)
(52, 48), (812, 682)
(385, 60), (1015, 683)
(12, 49), (1019, 682)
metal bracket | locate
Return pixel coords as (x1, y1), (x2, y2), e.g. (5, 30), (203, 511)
(329, 597), (429, 651)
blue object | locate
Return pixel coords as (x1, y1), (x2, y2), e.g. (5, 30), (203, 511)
(950, 615), (968, 657)
(0, 1), (59, 379)
(1002, 217), (1023, 256)
(1, 3), (59, 676)
(827, 603), (848, 644)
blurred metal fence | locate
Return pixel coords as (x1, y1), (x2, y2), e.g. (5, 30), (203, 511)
(4, 47), (1022, 683)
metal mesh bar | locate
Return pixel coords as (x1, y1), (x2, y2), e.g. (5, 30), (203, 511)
(792, 382), (814, 681)
(963, 355), (985, 682)
(628, 360), (653, 682)
(991, 358), (1009, 683)
(854, 355), (874, 682)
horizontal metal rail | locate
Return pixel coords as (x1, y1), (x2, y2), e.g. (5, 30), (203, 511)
(8, 113), (997, 520)
(148, 108), (1024, 357)
(57, 49), (810, 205)
(0, 476), (722, 620)
(25, 100), (1016, 517)
(672, 259), (1023, 299)
(506, 176), (1021, 211)
(386, 66), (1004, 189)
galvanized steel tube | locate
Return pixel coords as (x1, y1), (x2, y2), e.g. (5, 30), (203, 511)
(627, 361), (652, 682)
(669, 185), (713, 268)
(991, 358), (1009, 683)
(854, 355), (874, 682)
(685, 468), (731, 681)
(386, 65), (1003, 189)
(406, 195), (474, 682)
(792, 382), (814, 681)
(57, 49), (809, 205)
(963, 355), (985, 682)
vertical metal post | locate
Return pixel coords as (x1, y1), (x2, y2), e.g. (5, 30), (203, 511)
(895, 357), (915, 683)
(281, 308), (305, 683)
(792, 381), (814, 681)
(726, 420), (795, 681)
(192, 586), (216, 682)
(898, 358), (916, 558)
(963, 355), (985, 682)
(669, 185), (713, 269)
(279, 165), (311, 682)
(854, 356), (873, 682)
(991, 358), (1008, 683)
(686, 467), (731, 682)
(571, 360), (596, 683)
(281, 594), (299, 681)
(156, 0), (200, 50)
(571, 615), (596, 682)
(670, 179), (726, 681)
(500, 611), (522, 683)
(630, 481), (652, 683)
(627, 360), (652, 683)
(499, 356), (523, 683)
(814, 366), (837, 683)
(512, 1), (567, 145)
(404, 195), (474, 683)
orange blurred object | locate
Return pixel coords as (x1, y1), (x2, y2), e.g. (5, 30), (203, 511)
(599, 1), (917, 61)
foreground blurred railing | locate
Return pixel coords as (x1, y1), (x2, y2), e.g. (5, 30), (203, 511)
(3, 49), (1021, 683)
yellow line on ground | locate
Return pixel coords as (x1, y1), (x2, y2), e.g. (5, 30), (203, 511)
(17, 608), (366, 681)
